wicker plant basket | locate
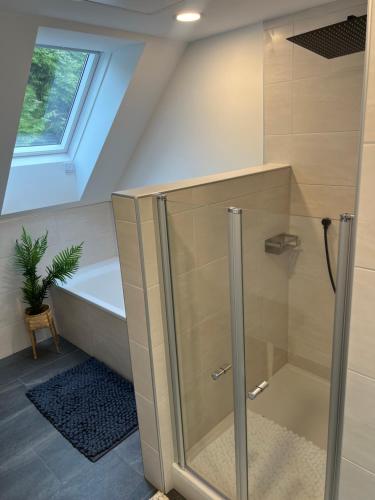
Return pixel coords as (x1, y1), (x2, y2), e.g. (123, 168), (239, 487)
(24, 304), (60, 359)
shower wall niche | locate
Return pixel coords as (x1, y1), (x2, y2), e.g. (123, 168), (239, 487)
(264, 0), (366, 378)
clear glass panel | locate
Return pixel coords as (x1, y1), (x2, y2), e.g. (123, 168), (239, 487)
(166, 198), (236, 499)
(15, 46), (91, 148)
(242, 193), (329, 499)
(165, 181), (332, 500)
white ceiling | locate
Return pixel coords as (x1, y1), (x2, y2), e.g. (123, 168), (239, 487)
(0, 0), (335, 40)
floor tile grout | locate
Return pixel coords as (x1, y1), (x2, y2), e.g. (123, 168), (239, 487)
(0, 338), (153, 500)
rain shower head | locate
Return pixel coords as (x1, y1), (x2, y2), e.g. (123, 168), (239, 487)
(287, 15), (367, 59)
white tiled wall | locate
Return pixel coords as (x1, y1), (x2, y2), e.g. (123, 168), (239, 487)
(340, 0), (375, 495)
(0, 202), (117, 359)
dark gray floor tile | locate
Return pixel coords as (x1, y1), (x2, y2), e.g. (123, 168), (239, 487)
(20, 350), (89, 389)
(55, 337), (78, 355)
(0, 405), (57, 464)
(51, 452), (146, 500)
(0, 342), (150, 500)
(167, 490), (186, 500)
(114, 430), (144, 475)
(132, 479), (156, 500)
(0, 448), (61, 500)
(34, 432), (90, 483)
(0, 337), (78, 387)
(0, 380), (31, 421)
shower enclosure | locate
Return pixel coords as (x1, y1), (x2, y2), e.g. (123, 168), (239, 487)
(155, 176), (354, 500)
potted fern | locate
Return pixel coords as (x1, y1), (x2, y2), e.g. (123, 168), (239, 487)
(14, 228), (83, 358)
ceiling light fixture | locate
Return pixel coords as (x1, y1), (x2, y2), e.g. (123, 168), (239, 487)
(175, 12), (201, 23)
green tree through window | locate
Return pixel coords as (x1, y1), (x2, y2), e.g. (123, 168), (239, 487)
(16, 47), (91, 148)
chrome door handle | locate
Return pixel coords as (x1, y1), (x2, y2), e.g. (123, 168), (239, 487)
(248, 380), (269, 400)
(211, 363), (232, 380)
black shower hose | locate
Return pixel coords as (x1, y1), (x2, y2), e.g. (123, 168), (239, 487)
(321, 218), (336, 293)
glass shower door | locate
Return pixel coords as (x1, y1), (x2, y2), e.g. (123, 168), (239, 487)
(241, 200), (330, 500)
(158, 192), (353, 500)
(159, 196), (238, 499)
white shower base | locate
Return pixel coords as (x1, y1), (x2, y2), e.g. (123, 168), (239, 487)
(188, 364), (330, 500)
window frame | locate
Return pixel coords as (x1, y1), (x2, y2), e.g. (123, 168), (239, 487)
(13, 45), (100, 158)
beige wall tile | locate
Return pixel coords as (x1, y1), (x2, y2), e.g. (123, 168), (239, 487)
(355, 144), (375, 270)
(112, 195), (136, 222)
(140, 220), (159, 287)
(191, 173), (265, 206)
(168, 211), (195, 275)
(289, 215), (339, 278)
(264, 25), (293, 84)
(264, 134), (292, 164)
(135, 393), (159, 451)
(182, 365), (233, 449)
(116, 220), (142, 287)
(342, 371), (375, 475)
(291, 132), (360, 186)
(173, 257), (230, 334)
(151, 343), (174, 491)
(141, 441), (163, 491)
(348, 268), (375, 380)
(339, 458), (375, 500)
(245, 336), (269, 389)
(178, 312), (231, 388)
(288, 353), (330, 380)
(290, 183), (355, 219)
(293, 44), (365, 81)
(129, 340), (154, 401)
(137, 197), (154, 222)
(194, 205), (228, 267)
(261, 185), (290, 215)
(288, 272), (335, 371)
(364, 0), (375, 142)
(364, 57), (375, 142)
(125, 284), (148, 348)
(152, 343), (171, 407)
(147, 285), (164, 348)
(262, 168), (291, 189)
(264, 82), (292, 135)
(292, 69), (363, 133)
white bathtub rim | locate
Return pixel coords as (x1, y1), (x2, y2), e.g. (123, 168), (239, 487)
(55, 286), (125, 320)
(56, 258), (126, 320)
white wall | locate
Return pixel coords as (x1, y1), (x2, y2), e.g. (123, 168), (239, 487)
(119, 23), (264, 189)
(0, 202), (117, 359)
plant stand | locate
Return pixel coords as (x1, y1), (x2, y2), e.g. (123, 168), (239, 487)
(24, 305), (60, 360)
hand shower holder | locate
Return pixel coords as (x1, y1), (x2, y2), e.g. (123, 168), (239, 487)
(265, 233), (301, 255)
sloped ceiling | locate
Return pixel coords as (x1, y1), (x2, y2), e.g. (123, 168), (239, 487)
(0, 0), (336, 41)
(0, 10), (185, 214)
(84, 0), (184, 14)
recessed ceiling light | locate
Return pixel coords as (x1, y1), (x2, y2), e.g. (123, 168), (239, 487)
(175, 12), (201, 23)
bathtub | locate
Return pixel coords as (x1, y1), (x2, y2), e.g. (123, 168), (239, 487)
(51, 258), (132, 381)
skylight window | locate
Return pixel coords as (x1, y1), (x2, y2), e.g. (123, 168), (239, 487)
(14, 46), (99, 156)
